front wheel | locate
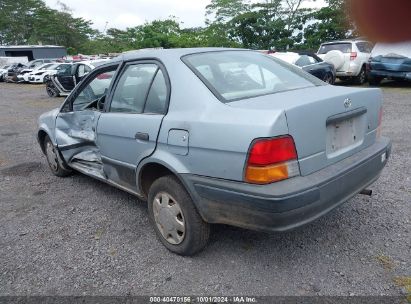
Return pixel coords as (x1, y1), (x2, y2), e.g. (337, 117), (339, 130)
(148, 175), (210, 256)
(44, 135), (72, 177)
(46, 81), (59, 97)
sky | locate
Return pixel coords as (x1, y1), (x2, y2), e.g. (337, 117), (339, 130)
(44, 0), (327, 32)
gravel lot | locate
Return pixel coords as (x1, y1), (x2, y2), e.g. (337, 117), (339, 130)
(0, 82), (409, 297)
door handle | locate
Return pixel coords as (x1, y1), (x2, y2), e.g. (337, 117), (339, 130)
(135, 132), (149, 141)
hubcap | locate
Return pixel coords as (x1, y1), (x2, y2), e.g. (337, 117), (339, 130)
(45, 141), (59, 171)
(152, 192), (185, 245)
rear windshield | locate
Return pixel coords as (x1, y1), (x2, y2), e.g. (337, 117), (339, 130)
(318, 43), (352, 54)
(183, 51), (323, 102)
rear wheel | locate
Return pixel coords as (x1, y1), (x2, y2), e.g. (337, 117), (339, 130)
(44, 135), (72, 177)
(355, 66), (367, 85)
(148, 175), (210, 256)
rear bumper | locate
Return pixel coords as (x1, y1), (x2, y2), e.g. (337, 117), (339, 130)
(369, 69), (411, 80)
(181, 137), (391, 232)
(336, 62), (362, 77)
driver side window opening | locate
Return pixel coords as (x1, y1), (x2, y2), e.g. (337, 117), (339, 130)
(71, 68), (117, 111)
(110, 63), (168, 115)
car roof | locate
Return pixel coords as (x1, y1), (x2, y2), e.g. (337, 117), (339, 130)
(321, 40), (369, 45)
(117, 47), (247, 62)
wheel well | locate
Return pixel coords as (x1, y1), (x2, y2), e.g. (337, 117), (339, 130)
(139, 163), (175, 199)
(38, 130), (48, 154)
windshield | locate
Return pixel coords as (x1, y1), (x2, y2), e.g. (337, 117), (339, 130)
(371, 42), (411, 58)
(56, 64), (72, 75)
(36, 63), (54, 71)
(45, 63), (59, 70)
(183, 51), (323, 102)
(318, 43), (352, 54)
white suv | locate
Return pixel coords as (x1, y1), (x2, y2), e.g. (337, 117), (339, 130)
(317, 39), (373, 84)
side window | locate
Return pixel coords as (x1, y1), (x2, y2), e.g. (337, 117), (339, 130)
(307, 55), (318, 64)
(77, 65), (85, 77)
(144, 69), (168, 114)
(77, 65), (91, 78)
(110, 64), (158, 113)
(295, 55), (312, 67)
(85, 65), (92, 74)
(357, 42), (373, 53)
(356, 42), (365, 52)
(71, 68), (117, 111)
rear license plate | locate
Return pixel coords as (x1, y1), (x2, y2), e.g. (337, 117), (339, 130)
(326, 116), (364, 156)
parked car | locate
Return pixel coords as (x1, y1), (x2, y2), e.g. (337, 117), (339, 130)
(368, 41), (411, 85)
(18, 63), (56, 82)
(45, 60), (109, 97)
(26, 59), (54, 69)
(270, 51), (336, 84)
(318, 39), (373, 84)
(0, 65), (10, 82)
(27, 63), (71, 84)
(37, 48), (391, 255)
(5, 63), (27, 82)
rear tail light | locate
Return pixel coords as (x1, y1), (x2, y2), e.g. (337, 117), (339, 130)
(245, 135), (300, 184)
(350, 52), (358, 60)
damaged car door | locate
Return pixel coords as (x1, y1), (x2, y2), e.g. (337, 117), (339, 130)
(55, 64), (118, 179)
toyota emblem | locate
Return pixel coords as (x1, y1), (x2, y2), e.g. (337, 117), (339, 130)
(344, 98), (352, 108)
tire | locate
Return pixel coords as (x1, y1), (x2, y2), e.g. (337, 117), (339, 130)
(369, 76), (383, 86)
(148, 175), (210, 256)
(43, 135), (72, 177)
(355, 66), (367, 85)
(323, 72), (335, 84)
(46, 82), (59, 97)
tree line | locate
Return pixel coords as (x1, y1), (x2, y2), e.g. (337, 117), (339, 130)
(0, 0), (357, 55)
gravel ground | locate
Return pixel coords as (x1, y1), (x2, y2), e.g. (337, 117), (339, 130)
(0, 82), (409, 297)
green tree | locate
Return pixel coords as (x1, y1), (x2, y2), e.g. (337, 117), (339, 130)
(301, 0), (357, 50)
(0, 0), (46, 45)
(0, 0), (97, 54)
(229, 0), (312, 50)
(205, 0), (250, 24)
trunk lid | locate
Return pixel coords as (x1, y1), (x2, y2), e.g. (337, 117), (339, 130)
(229, 85), (382, 175)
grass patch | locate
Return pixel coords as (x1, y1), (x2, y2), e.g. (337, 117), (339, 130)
(375, 254), (395, 270)
(393, 277), (411, 302)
